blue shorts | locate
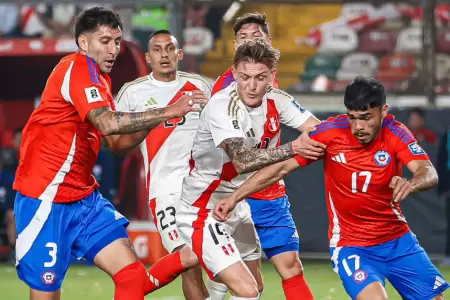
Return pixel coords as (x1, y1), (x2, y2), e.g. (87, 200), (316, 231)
(330, 232), (449, 300)
(247, 195), (299, 259)
(14, 190), (129, 292)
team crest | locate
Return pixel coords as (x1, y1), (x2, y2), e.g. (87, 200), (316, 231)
(268, 116), (279, 132)
(42, 271), (56, 285)
(353, 269), (368, 284)
(374, 150), (391, 167)
(408, 141), (426, 155)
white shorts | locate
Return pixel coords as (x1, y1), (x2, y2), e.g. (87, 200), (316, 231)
(149, 193), (185, 253)
(176, 200), (261, 279)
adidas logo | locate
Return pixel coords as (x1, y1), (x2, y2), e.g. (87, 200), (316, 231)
(434, 276), (446, 290)
(114, 211), (124, 220)
(331, 153), (347, 164)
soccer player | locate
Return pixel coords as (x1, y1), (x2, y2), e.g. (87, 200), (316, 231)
(13, 7), (206, 300)
(209, 12), (315, 300)
(114, 30), (211, 299)
(133, 38), (324, 299)
(214, 77), (449, 300)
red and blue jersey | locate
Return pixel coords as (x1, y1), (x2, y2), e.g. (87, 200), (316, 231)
(295, 114), (430, 247)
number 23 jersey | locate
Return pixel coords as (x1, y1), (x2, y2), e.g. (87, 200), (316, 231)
(295, 114), (430, 247)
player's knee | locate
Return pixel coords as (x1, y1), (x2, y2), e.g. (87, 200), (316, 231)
(179, 245), (199, 269)
(272, 252), (304, 280)
(233, 279), (259, 298)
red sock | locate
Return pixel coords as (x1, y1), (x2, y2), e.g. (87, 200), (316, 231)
(113, 261), (148, 300)
(145, 251), (186, 294)
(282, 273), (314, 300)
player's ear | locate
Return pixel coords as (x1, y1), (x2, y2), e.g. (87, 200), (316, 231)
(271, 68), (277, 78)
(231, 65), (237, 80)
(381, 104), (388, 118)
(78, 34), (88, 53)
(233, 40), (238, 50)
(177, 49), (184, 61)
(268, 36), (273, 46)
(145, 52), (151, 65)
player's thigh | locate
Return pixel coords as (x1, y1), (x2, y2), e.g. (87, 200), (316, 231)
(73, 191), (133, 276)
(330, 246), (387, 300)
(232, 208), (261, 263)
(150, 193), (185, 253)
(15, 193), (78, 292)
(176, 200), (242, 280)
(244, 258), (264, 292)
(386, 244), (450, 299)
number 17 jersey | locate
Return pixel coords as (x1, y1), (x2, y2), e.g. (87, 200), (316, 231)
(295, 114), (430, 247)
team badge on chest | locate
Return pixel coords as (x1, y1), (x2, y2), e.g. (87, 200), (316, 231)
(374, 150), (391, 167)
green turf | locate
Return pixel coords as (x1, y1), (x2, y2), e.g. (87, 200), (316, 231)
(1, 262), (450, 299)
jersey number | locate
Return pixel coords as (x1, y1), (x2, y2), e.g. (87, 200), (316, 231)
(342, 254), (361, 276)
(351, 171), (372, 193)
(164, 117), (186, 128)
(208, 223), (229, 245)
(157, 206), (176, 230)
(44, 242), (57, 268)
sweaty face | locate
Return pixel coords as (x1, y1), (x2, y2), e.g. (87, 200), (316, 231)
(146, 34), (182, 77)
(347, 105), (388, 144)
(234, 23), (270, 48)
(82, 25), (122, 74)
(233, 61), (274, 108)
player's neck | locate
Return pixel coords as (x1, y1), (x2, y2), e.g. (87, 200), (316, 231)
(152, 72), (177, 82)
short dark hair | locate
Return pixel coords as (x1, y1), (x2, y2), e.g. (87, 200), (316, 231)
(233, 12), (270, 36)
(344, 76), (386, 111)
(233, 38), (280, 70)
(408, 107), (425, 118)
(75, 7), (123, 47)
(148, 29), (179, 47)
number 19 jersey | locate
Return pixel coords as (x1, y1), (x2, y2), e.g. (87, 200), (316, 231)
(295, 114), (430, 247)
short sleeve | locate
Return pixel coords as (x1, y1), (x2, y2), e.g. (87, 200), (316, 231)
(272, 90), (312, 129)
(114, 84), (134, 112)
(63, 58), (111, 121)
(206, 100), (245, 147)
(389, 123), (430, 165)
(293, 121), (334, 166)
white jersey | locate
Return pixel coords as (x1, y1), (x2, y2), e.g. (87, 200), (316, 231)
(181, 82), (312, 210)
(115, 71), (211, 200)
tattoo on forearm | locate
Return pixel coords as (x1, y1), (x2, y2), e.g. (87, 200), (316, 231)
(87, 106), (168, 135)
(221, 137), (294, 174)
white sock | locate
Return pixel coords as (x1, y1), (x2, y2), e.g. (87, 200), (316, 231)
(229, 296), (259, 300)
(259, 291), (263, 299)
(206, 277), (228, 300)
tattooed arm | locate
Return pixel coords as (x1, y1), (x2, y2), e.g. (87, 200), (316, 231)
(220, 137), (295, 174)
(87, 106), (172, 136)
(88, 90), (207, 136)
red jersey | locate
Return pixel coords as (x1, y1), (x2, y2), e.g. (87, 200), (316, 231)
(212, 67), (284, 200)
(14, 53), (114, 203)
(295, 114), (430, 247)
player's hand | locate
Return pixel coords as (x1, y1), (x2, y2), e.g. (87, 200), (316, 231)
(390, 176), (414, 202)
(213, 197), (237, 222)
(291, 127), (326, 160)
(167, 90), (208, 118)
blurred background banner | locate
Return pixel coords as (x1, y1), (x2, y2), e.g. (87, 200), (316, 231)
(0, 0), (449, 264)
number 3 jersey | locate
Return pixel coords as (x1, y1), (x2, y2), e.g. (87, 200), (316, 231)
(181, 82), (312, 210)
(294, 114), (430, 247)
(114, 72), (211, 200)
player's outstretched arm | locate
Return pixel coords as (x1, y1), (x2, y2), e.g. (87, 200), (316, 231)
(390, 160), (438, 203)
(87, 91), (207, 136)
(214, 158), (300, 221)
(220, 127), (324, 174)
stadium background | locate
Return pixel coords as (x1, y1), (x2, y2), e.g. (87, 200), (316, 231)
(0, 0), (450, 299)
